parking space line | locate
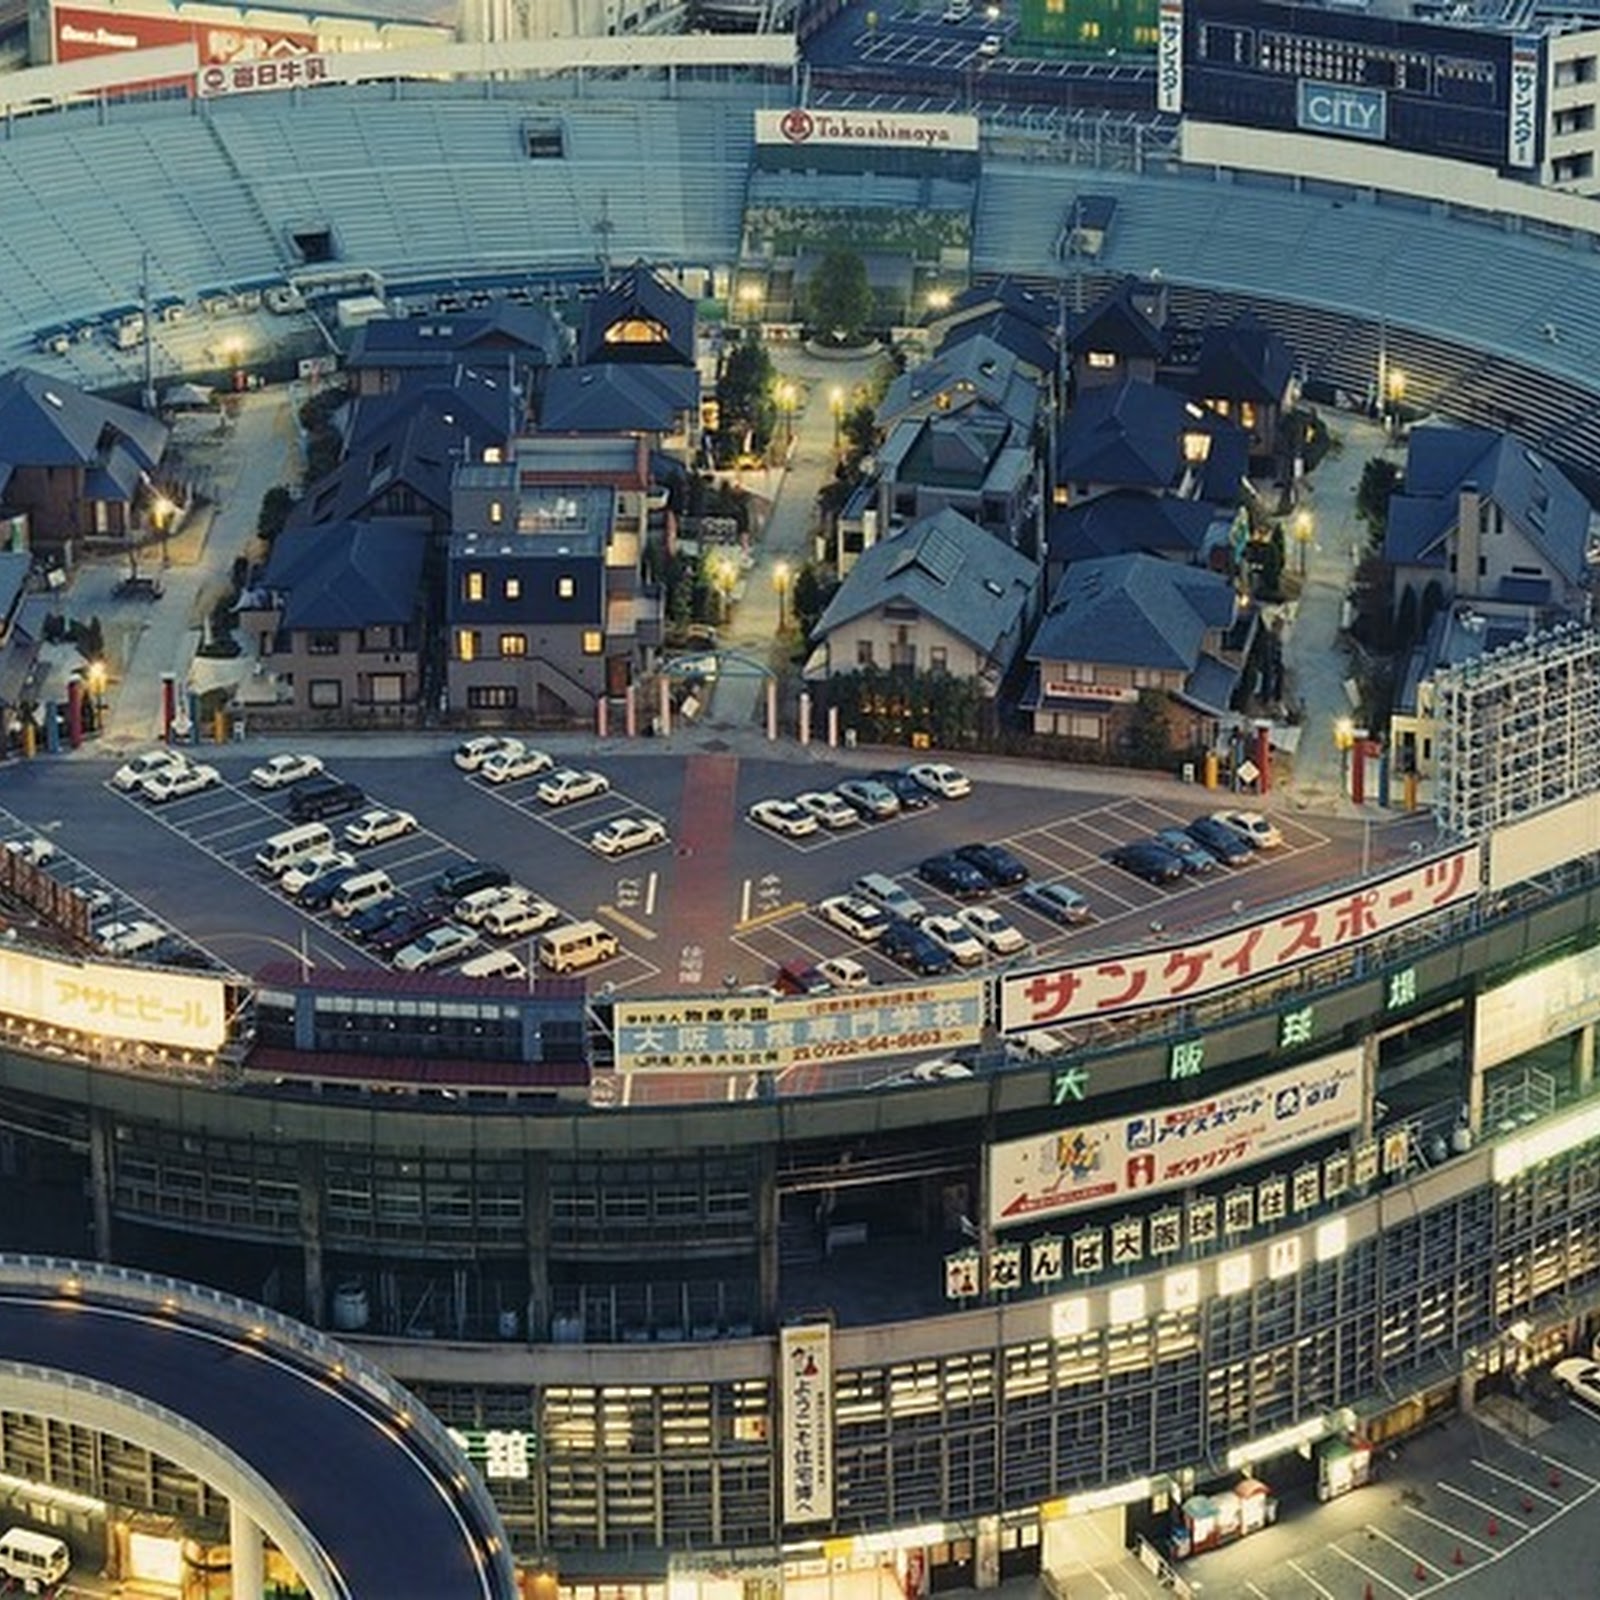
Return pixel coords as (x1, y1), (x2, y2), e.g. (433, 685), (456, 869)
(1326, 1545), (1407, 1594)
(1364, 1520), (1442, 1573)
(1435, 1479), (1528, 1529)
(1400, 1503), (1495, 1553)
(1540, 1449), (1600, 1486)
(1283, 1561), (1335, 1600)
(1470, 1457), (1564, 1505)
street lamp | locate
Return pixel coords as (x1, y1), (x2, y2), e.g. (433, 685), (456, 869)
(774, 381), (797, 458)
(1292, 508), (1314, 579)
(706, 549), (738, 623)
(1385, 367), (1406, 436)
(830, 385), (845, 456)
(87, 659), (106, 731)
(773, 560), (791, 632)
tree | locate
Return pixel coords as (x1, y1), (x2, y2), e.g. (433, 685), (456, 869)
(1127, 689), (1173, 767)
(1356, 457), (1402, 548)
(792, 563), (839, 641)
(803, 249), (874, 347)
(256, 485), (296, 546)
(717, 337), (776, 459)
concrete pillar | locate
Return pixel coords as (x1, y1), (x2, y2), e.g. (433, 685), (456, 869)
(658, 674), (671, 739)
(799, 690), (811, 747)
(525, 1151), (550, 1341)
(765, 678), (777, 741)
(596, 695), (608, 740)
(1577, 1022), (1596, 1095)
(88, 1107), (115, 1263)
(229, 1499), (265, 1600)
(827, 704), (839, 748)
(298, 1144), (325, 1327)
(625, 683), (637, 739)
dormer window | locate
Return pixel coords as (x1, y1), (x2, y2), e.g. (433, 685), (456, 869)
(1182, 432), (1212, 463)
(1086, 351), (1116, 369)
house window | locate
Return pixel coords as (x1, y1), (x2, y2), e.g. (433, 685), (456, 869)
(465, 571), (485, 602)
(309, 679), (341, 709)
(307, 631), (340, 656)
(857, 639), (875, 667)
(468, 686), (518, 710)
(1182, 432), (1212, 463)
(558, 576), (576, 599)
(457, 629), (480, 662)
(500, 633), (528, 657)
(370, 674), (403, 704)
(489, 500), (504, 525)
(505, 577), (521, 600)
(929, 646), (948, 673)
(1086, 351), (1116, 369)
(582, 630), (603, 655)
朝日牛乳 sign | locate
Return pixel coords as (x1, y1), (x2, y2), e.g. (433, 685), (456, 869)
(988, 1048), (1364, 1229)
(1000, 847), (1479, 1033)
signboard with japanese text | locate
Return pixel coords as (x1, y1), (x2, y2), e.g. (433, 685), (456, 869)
(446, 1427), (534, 1481)
(1000, 848), (1478, 1033)
(755, 108), (980, 153)
(780, 1323), (833, 1525)
(1157, 0), (1183, 113)
(613, 980), (983, 1073)
(1475, 944), (1600, 1073)
(987, 1048), (1364, 1229)
(53, 4), (315, 63)
(196, 53), (334, 95)
(0, 947), (225, 1052)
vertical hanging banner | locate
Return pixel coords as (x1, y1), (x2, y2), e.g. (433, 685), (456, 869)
(1157, 0), (1184, 113)
(780, 1323), (834, 1525)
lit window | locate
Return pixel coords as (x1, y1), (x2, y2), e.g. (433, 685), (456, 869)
(483, 447), (503, 464)
(500, 633), (527, 657)
(465, 571), (485, 602)
(1086, 351), (1116, 369)
(1182, 432), (1212, 463)
(505, 577), (521, 600)
(558, 576), (576, 599)
(582, 630), (603, 655)
(489, 501), (504, 525)
(456, 629), (478, 662)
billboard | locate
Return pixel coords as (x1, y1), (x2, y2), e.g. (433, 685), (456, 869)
(1178, 0), (1539, 172)
(755, 108), (980, 154)
(1001, 847), (1480, 1033)
(196, 53), (332, 95)
(1156, 0), (1182, 112)
(0, 945), (227, 1052)
(613, 979), (984, 1073)
(988, 1048), (1364, 1229)
(54, 4), (314, 63)
(1476, 946), (1600, 1073)
(780, 1323), (834, 1525)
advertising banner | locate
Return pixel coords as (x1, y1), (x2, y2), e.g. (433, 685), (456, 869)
(1476, 945), (1600, 1073)
(988, 1049), (1364, 1229)
(54, 4), (315, 63)
(197, 53), (332, 95)
(1296, 80), (1387, 142)
(1001, 847), (1479, 1033)
(0, 946), (226, 1052)
(755, 108), (980, 153)
(1507, 33), (1540, 169)
(780, 1323), (834, 1525)
(1156, 0), (1183, 114)
(614, 979), (983, 1073)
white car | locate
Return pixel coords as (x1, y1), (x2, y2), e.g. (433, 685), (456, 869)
(250, 752), (324, 790)
(392, 922), (480, 972)
(908, 761), (972, 800)
(280, 850), (357, 897)
(537, 768), (611, 806)
(1212, 809), (1283, 849)
(919, 913), (986, 967)
(139, 762), (220, 803)
(818, 955), (871, 990)
(4, 836), (57, 867)
(453, 735), (525, 772)
(748, 799), (820, 838)
(959, 903), (1027, 956)
(343, 808), (417, 848)
(1555, 1358), (1600, 1408)
(113, 748), (187, 792)
(977, 31), (1001, 55)
(481, 896), (562, 939)
(480, 747), (553, 785)
(590, 816), (669, 857)
(795, 790), (860, 830)
(93, 918), (165, 957)
(816, 894), (890, 942)
(455, 884), (529, 926)
(908, 1058), (974, 1082)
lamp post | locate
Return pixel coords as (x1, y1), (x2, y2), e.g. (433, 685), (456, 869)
(830, 385), (844, 456)
(1292, 508), (1314, 579)
(1385, 367), (1406, 438)
(87, 659), (106, 732)
(773, 560), (791, 633)
(774, 381), (797, 459)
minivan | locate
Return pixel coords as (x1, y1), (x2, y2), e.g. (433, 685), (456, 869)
(255, 822), (335, 877)
(853, 871), (928, 924)
(0, 1526), (70, 1589)
(538, 919), (619, 974)
(330, 869), (395, 919)
(289, 778), (365, 823)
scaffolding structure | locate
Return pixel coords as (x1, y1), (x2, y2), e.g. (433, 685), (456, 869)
(1433, 621), (1600, 840)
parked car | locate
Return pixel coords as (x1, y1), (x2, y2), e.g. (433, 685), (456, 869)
(344, 808), (417, 848)
(954, 841), (1030, 888)
(872, 770), (933, 811)
(348, 896), (426, 944)
(537, 768), (610, 806)
(480, 746), (553, 785)
(907, 761), (972, 799)
(1554, 1358), (1600, 1408)
(297, 865), (362, 913)
(287, 778), (364, 823)
(368, 902), (452, 956)
(958, 904), (1027, 956)
(795, 790), (860, 830)
(590, 816), (668, 857)
(917, 853), (992, 900)
(1017, 881), (1092, 926)
(93, 918), (165, 957)
(138, 763), (221, 803)
(454, 884), (529, 926)
(1185, 816), (1255, 867)
(1109, 840), (1187, 885)
(836, 777), (900, 821)
(392, 922), (480, 972)
(918, 913), (985, 967)
(249, 752), (324, 789)
(435, 861), (512, 901)
(977, 30), (1001, 54)
(1212, 809), (1283, 849)
(749, 799), (820, 838)
(1153, 827), (1219, 874)
(816, 894), (890, 942)
(112, 748), (187, 792)
(818, 955), (871, 990)
(774, 957), (831, 996)
(4, 836), (55, 867)
(453, 735), (524, 772)
(853, 872), (928, 925)
(880, 917), (955, 976)
(280, 850), (357, 898)
(906, 1057), (973, 1082)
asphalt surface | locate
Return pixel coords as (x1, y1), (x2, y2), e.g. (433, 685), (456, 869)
(0, 1291), (500, 1599)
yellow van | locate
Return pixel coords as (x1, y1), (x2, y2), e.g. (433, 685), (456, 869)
(537, 919), (618, 975)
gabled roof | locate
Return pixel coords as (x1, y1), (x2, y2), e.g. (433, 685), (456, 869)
(878, 334), (1039, 433)
(261, 519), (427, 632)
(540, 362), (699, 434)
(944, 276), (1061, 334)
(346, 365), (521, 452)
(1046, 489), (1218, 565)
(937, 308), (1057, 379)
(878, 405), (1019, 488)
(1187, 314), (1296, 407)
(1067, 278), (1167, 362)
(347, 302), (563, 369)
(0, 367), (167, 475)
(578, 264), (696, 366)
(814, 506), (1036, 655)
(1031, 552), (1237, 672)
(1385, 424), (1595, 583)
(1058, 380), (1244, 497)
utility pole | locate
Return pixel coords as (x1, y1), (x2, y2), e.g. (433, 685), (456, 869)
(140, 249), (156, 415)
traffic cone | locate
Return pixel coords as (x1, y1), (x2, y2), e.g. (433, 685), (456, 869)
(1414, 1560), (1428, 1581)
(1364, 1584), (1374, 1600)
(1550, 1467), (1563, 1488)
(1453, 1546), (1465, 1567)
(1487, 1515), (1499, 1538)
(1520, 1495), (1534, 1514)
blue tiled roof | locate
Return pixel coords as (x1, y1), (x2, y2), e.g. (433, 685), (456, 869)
(263, 519), (427, 631)
(540, 363), (698, 433)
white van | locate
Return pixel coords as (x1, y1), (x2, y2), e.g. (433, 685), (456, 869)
(330, 869), (395, 919)
(0, 1526), (70, 1591)
(255, 821), (335, 877)
(538, 919), (619, 975)
(482, 896), (561, 939)
(460, 948), (528, 981)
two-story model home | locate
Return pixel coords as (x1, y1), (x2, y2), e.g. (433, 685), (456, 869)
(344, 301), (564, 401)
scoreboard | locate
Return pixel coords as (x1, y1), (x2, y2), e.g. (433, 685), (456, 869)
(1163, 0), (1541, 172)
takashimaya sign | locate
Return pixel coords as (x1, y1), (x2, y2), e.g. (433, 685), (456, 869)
(780, 1323), (834, 1524)
(755, 108), (980, 153)
(1000, 847), (1479, 1033)
(988, 1049), (1365, 1229)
